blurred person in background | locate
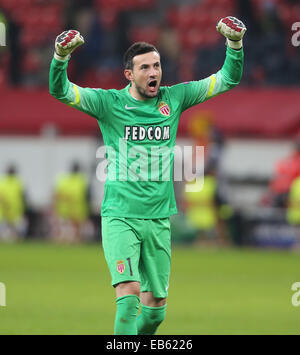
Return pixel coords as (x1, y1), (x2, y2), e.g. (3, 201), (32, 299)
(186, 111), (225, 172)
(183, 169), (218, 243)
(286, 174), (300, 248)
(287, 175), (300, 225)
(0, 165), (27, 241)
(183, 165), (231, 246)
(0, 8), (21, 86)
(52, 161), (90, 243)
(180, 111), (230, 245)
(265, 141), (300, 208)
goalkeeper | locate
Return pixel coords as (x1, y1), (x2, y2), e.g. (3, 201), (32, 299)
(49, 17), (246, 335)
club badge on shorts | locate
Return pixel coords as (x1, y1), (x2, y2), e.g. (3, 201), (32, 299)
(158, 102), (170, 117)
(117, 260), (125, 274)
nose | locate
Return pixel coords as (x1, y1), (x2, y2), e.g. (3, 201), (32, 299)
(149, 66), (158, 78)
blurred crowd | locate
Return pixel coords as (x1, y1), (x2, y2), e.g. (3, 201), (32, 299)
(2, 121), (300, 248)
(0, 0), (300, 88)
(0, 161), (95, 243)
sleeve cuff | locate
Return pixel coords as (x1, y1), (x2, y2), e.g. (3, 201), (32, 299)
(226, 39), (243, 50)
(54, 52), (70, 61)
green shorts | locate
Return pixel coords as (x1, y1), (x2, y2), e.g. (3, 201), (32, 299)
(101, 216), (171, 298)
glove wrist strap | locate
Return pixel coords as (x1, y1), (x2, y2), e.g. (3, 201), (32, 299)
(54, 51), (70, 61)
(226, 38), (243, 50)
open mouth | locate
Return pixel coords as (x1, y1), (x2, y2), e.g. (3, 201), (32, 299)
(148, 80), (158, 92)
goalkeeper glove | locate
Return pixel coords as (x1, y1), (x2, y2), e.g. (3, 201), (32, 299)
(54, 30), (84, 61)
(216, 16), (246, 50)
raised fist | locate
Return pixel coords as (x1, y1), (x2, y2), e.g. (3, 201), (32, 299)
(216, 17), (246, 49)
(54, 30), (84, 60)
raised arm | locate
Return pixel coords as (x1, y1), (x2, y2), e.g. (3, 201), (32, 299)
(49, 30), (106, 119)
(211, 16), (246, 91)
(170, 17), (246, 111)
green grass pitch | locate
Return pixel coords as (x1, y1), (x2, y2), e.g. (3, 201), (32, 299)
(0, 242), (300, 335)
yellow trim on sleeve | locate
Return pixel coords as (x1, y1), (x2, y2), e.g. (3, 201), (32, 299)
(70, 85), (80, 105)
(206, 75), (216, 99)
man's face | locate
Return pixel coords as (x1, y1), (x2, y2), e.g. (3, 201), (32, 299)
(126, 51), (162, 99)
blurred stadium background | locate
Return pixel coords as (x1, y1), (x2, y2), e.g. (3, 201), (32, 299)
(1, 0), (300, 335)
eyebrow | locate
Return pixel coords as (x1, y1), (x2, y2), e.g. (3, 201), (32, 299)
(139, 61), (160, 69)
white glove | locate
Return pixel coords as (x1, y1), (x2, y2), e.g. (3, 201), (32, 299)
(216, 16), (246, 50)
(54, 30), (84, 61)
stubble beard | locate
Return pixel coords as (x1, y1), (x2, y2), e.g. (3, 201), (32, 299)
(136, 83), (159, 99)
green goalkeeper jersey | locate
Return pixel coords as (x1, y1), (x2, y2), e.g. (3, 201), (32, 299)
(49, 46), (243, 218)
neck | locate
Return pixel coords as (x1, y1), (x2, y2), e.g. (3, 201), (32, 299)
(129, 84), (157, 101)
(129, 86), (146, 101)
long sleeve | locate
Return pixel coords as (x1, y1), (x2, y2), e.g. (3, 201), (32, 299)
(49, 57), (107, 120)
(169, 46), (244, 112)
(215, 45), (244, 91)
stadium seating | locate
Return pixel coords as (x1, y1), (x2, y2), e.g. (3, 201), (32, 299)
(95, 0), (156, 13)
(166, 0), (236, 50)
(0, 0), (299, 88)
(128, 25), (160, 45)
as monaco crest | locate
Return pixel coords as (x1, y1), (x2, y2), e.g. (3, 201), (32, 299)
(158, 102), (170, 117)
(117, 260), (125, 274)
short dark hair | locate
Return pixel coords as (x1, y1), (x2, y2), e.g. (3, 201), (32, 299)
(7, 164), (17, 175)
(123, 42), (159, 70)
(71, 161), (81, 173)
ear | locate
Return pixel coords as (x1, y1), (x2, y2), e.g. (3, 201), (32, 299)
(124, 69), (133, 82)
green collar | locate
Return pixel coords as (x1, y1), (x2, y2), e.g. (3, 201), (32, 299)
(125, 84), (160, 105)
